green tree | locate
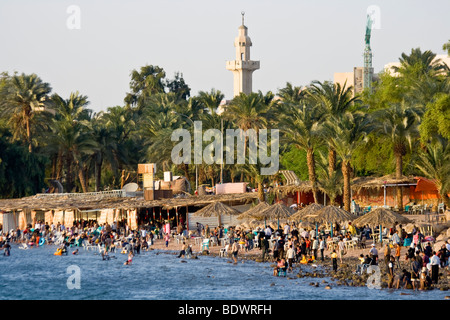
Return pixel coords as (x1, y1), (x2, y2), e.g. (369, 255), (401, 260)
(372, 102), (422, 210)
(322, 111), (371, 211)
(280, 102), (322, 203)
(0, 73), (52, 152)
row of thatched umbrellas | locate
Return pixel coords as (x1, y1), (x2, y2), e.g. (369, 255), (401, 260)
(193, 200), (412, 241)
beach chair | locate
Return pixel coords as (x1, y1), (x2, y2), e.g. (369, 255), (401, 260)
(201, 239), (210, 251)
(219, 248), (227, 257)
(278, 268), (287, 277)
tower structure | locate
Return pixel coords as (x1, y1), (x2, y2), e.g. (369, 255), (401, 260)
(363, 14), (374, 91)
(226, 12), (260, 97)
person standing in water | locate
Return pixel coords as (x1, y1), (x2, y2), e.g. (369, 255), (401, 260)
(231, 240), (239, 264)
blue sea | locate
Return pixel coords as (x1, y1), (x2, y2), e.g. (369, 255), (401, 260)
(0, 244), (447, 300)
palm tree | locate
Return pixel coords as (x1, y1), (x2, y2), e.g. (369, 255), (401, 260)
(0, 73), (52, 152)
(373, 102), (422, 210)
(89, 114), (118, 191)
(393, 48), (445, 78)
(316, 151), (343, 206)
(50, 92), (96, 192)
(124, 65), (166, 110)
(322, 111), (372, 211)
(308, 80), (360, 176)
(415, 137), (450, 207)
(277, 82), (306, 104)
(281, 101), (322, 203)
(224, 91), (275, 182)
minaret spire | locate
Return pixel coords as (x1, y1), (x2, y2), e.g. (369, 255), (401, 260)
(226, 13), (260, 97)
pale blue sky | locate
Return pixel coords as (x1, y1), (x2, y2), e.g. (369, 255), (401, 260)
(0, 0), (449, 112)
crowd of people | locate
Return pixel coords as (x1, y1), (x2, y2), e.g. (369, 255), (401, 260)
(1, 217), (449, 291)
(0, 219), (177, 262)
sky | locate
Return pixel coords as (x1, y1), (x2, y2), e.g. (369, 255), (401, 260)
(0, 0), (449, 113)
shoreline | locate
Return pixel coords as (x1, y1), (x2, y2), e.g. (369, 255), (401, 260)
(141, 238), (450, 292)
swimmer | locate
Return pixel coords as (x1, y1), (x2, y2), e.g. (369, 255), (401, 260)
(72, 249), (79, 255)
(3, 242), (11, 256)
(124, 251), (134, 265)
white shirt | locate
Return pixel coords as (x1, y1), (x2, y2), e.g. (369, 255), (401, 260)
(286, 248), (295, 259)
(446, 243), (450, 251)
(430, 255), (440, 266)
(265, 227), (272, 237)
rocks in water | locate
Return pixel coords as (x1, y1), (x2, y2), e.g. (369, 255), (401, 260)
(180, 260), (187, 263)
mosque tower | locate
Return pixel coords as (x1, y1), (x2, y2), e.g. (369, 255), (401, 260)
(226, 12), (260, 97)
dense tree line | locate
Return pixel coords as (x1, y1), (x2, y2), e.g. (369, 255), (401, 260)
(0, 45), (449, 209)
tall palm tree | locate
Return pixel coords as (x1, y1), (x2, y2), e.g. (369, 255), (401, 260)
(49, 92), (96, 192)
(224, 91), (275, 182)
(373, 102), (422, 210)
(316, 151), (343, 206)
(415, 137), (450, 207)
(0, 73), (52, 152)
(89, 114), (118, 191)
(308, 80), (360, 175)
(322, 111), (372, 211)
(281, 102), (322, 203)
(277, 82), (306, 104)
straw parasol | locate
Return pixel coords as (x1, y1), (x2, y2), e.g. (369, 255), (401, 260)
(192, 201), (240, 226)
(352, 207), (412, 244)
(290, 203), (324, 222)
(352, 207), (412, 228)
(237, 201), (271, 221)
(252, 202), (293, 229)
(305, 205), (357, 224)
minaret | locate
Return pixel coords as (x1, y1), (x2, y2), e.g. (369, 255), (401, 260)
(226, 12), (260, 97)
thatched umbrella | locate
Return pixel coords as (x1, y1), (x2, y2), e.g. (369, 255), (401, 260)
(253, 202), (292, 229)
(290, 203), (324, 222)
(237, 201), (270, 221)
(192, 201), (240, 227)
(352, 207), (412, 244)
(305, 205), (357, 237)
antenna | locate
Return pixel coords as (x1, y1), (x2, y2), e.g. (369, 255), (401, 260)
(241, 11), (245, 25)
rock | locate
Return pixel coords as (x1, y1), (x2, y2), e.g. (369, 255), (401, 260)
(180, 260), (187, 263)
(270, 283), (275, 287)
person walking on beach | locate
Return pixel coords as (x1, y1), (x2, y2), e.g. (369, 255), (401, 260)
(410, 256), (421, 290)
(430, 251), (440, 284)
(319, 237), (325, 261)
(394, 243), (401, 269)
(331, 250), (338, 272)
(261, 236), (269, 262)
(312, 237), (319, 260)
(383, 243), (391, 272)
(338, 238), (346, 264)
(286, 245), (295, 272)
(369, 244), (378, 265)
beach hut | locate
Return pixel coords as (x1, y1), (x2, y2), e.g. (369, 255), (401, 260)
(192, 201), (241, 227)
(252, 202), (292, 229)
(352, 207), (412, 243)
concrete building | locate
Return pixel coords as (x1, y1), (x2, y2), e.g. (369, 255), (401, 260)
(334, 66), (374, 96)
(226, 13), (260, 97)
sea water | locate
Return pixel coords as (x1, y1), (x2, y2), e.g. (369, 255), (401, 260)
(0, 244), (447, 300)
